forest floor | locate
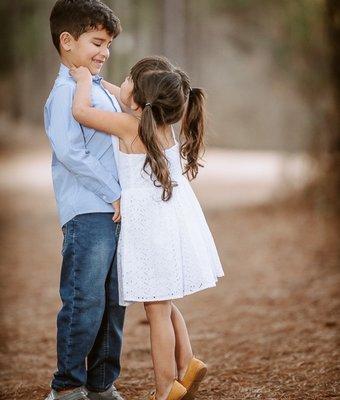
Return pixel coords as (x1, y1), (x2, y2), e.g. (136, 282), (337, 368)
(0, 145), (339, 400)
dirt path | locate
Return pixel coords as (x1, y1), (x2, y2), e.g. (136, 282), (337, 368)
(0, 149), (339, 400)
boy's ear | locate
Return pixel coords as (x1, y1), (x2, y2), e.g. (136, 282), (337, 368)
(59, 32), (74, 52)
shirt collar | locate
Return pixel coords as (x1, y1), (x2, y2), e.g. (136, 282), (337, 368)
(58, 63), (102, 83)
(58, 63), (70, 78)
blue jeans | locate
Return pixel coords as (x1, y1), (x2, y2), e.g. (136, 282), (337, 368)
(52, 213), (126, 392)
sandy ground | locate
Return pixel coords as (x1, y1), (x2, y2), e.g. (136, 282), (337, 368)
(0, 147), (339, 400)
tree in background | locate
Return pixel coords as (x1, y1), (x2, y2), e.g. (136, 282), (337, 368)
(325, 0), (340, 213)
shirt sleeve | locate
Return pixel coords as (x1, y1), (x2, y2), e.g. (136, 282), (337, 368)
(46, 83), (120, 203)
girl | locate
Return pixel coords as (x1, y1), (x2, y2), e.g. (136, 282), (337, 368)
(70, 56), (224, 400)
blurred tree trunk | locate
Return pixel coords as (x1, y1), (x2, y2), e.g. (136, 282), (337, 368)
(325, 0), (340, 212)
(162, 0), (187, 67)
(3, 0), (22, 119)
(326, 0), (340, 146)
(0, 0), (54, 122)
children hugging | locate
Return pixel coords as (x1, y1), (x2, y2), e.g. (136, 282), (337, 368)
(44, 1), (224, 400)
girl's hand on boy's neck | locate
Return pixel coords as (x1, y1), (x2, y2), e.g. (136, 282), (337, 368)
(70, 66), (92, 84)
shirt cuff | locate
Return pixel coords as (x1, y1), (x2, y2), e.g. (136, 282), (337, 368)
(102, 192), (121, 203)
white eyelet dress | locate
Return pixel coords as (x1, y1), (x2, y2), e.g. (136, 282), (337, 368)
(112, 131), (224, 306)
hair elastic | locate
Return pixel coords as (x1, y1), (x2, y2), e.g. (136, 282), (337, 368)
(145, 102), (152, 108)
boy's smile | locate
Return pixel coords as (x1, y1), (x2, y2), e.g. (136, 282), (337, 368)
(61, 26), (113, 75)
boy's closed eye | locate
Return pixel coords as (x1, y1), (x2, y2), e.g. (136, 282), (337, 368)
(93, 40), (112, 49)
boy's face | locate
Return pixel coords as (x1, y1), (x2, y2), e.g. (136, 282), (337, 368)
(63, 26), (113, 75)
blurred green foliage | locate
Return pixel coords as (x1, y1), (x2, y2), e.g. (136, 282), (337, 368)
(0, 0), (334, 153)
(0, 0), (47, 75)
(0, 0), (328, 90)
(214, 0), (328, 96)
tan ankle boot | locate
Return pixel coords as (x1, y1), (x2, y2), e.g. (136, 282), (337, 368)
(179, 357), (207, 400)
(148, 380), (187, 400)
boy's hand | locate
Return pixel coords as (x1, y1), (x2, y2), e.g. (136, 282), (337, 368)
(112, 199), (121, 223)
(69, 66), (92, 83)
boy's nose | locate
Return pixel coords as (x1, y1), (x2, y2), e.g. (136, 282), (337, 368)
(101, 47), (110, 59)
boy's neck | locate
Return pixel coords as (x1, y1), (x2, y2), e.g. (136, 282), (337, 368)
(60, 56), (75, 70)
(59, 56), (97, 77)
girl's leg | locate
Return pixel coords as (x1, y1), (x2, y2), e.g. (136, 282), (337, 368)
(144, 301), (177, 400)
(171, 304), (194, 380)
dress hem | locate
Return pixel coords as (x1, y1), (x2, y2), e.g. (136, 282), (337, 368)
(119, 274), (224, 307)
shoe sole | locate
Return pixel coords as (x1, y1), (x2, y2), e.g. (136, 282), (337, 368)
(57, 392), (88, 400)
(174, 389), (188, 400)
(181, 366), (207, 400)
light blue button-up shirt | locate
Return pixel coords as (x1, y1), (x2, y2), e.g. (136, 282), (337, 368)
(44, 64), (121, 227)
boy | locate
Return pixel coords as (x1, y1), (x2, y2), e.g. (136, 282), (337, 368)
(43, 1), (125, 399)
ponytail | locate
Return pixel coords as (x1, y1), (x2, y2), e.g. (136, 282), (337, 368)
(180, 87), (206, 180)
(139, 104), (174, 201)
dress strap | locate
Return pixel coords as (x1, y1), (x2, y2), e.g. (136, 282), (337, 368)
(171, 125), (177, 144)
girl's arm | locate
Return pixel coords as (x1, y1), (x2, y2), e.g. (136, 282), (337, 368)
(102, 80), (132, 114)
(102, 80), (121, 98)
(70, 67), (137, 139)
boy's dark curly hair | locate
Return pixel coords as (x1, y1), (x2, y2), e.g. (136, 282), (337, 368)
(50, 0), (121, 53)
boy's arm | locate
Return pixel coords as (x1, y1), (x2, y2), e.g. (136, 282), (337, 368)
(46, 83), (120, 204)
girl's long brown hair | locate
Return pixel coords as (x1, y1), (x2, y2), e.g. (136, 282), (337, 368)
(130, 56), (206, 200)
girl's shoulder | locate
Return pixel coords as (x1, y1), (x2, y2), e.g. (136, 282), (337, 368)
(111, 112), (139, 138)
